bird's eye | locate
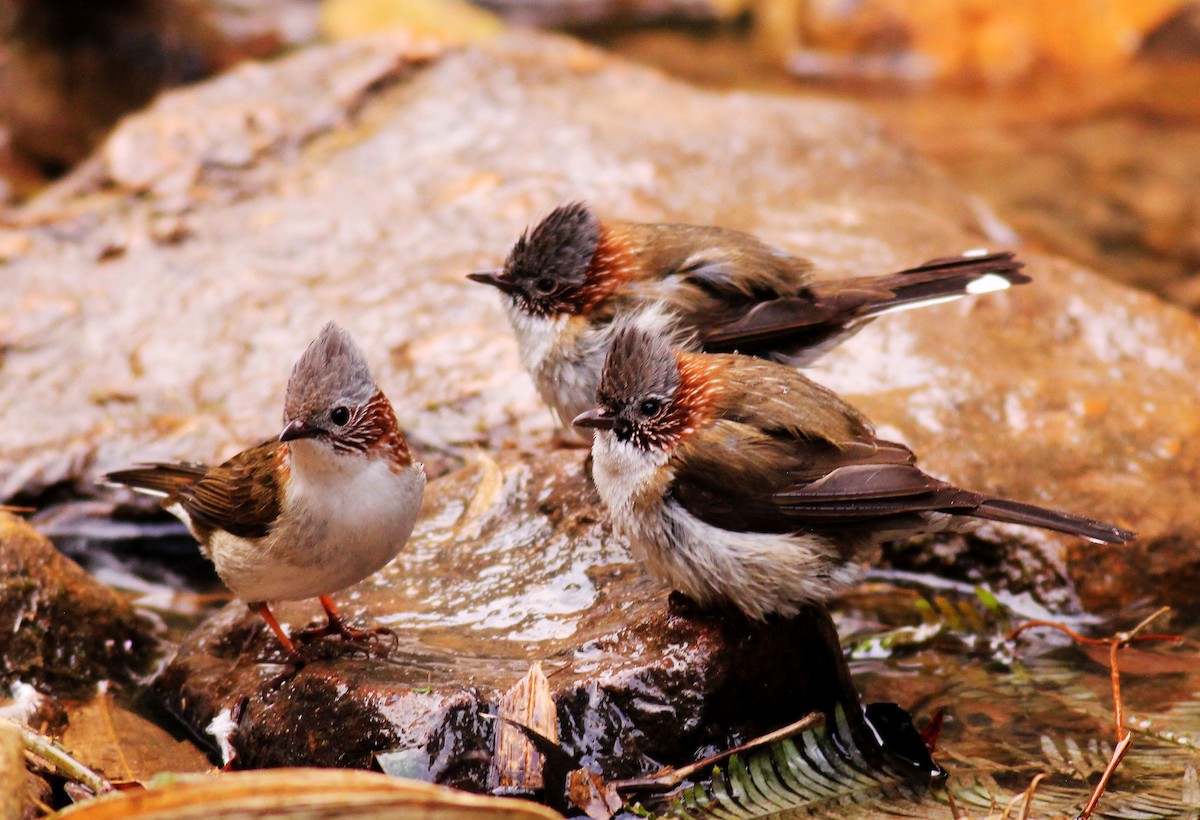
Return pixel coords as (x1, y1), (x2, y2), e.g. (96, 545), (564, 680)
(639, 398), (663, 416)
(330, 406), (350, 426)
(534, 277), (557, 294)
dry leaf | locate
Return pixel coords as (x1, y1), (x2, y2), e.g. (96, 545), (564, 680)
(494, 662), (557, 790)
(567, 768), (621, 820)
(319, 0), (504, 44)
(54, 768), (564, 818)
(1079, 643), (1195, 676)
(60, 693), (211, 785)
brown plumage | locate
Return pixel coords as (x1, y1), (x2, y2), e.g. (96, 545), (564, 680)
(576, 325), (1134, 619)
(469, 201), (1029, 432)
(104, 442), (284, 543)
(103, 322), (425, 655)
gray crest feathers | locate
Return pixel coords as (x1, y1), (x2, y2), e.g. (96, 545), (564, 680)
(284, 322), (376, 422)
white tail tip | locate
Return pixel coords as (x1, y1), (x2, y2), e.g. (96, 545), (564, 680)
(966, 273), (1014, 295)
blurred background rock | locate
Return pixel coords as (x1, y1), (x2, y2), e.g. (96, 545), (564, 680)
(1, 0), (1196, 307)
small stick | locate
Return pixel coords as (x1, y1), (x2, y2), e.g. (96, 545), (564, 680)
(1018, 772), (1047, 820)
(1009, 608), (1180, 820)
(1075, 735), (1133, 820)
(610, 712), (824, 792)
(0, 717), (113, 796)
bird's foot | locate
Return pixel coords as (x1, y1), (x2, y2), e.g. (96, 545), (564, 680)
(296, 614), (395, 657)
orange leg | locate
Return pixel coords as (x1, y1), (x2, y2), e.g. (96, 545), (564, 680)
(252, 602), (297, 655)
(319, 594), (342, 626)
(295, 595), (392, 645)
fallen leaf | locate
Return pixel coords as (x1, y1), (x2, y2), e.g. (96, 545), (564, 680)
(494, 662), (556, 790)
(319, 0), (503, 44)
(567, 768), (621, 820)
(60, 693), (212, 784)
(1080, 643), (1195, 676)
(54, 768), (565, 818)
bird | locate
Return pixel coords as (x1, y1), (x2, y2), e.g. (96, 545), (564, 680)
(468, 201), (1029, 433)
(573, 324), (1135, 621)
(103, 322), (425, 656)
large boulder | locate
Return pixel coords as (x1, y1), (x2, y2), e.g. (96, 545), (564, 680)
(1, 31), (1195, 610)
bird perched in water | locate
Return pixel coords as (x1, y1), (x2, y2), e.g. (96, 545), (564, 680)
(574, 325), (1134, 620)
(468, 201), (1029, 432)
(104, 322), (425, 655)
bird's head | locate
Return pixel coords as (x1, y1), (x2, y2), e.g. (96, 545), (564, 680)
(468, 202), (604, 318)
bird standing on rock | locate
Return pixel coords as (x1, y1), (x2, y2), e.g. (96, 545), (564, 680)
(469, 202), (1029, 433)
(104, 322), (425, 656)
(574, 325), (1134, 621)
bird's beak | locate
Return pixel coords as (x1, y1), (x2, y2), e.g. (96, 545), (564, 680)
(572, 407), (616, 431)
(466, 269), (520, 295)
(279, 419), (320, 442)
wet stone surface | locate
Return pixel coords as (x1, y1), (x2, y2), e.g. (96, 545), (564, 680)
(0, 512), (160, 697)
(158, 450), (851, 782)
(2, 32), (1198, 610)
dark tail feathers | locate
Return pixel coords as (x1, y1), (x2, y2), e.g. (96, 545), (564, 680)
(102, 463), (208, 497)
(848, 251), (1030, 320)
(702, 251), (1028, 357)
(973, 497), (1134, 545)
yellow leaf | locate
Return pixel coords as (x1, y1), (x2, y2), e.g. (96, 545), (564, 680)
(319, 0), (505, 44)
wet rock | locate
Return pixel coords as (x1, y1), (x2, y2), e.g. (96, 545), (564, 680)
(0, 512), (160, 696)
(157, 450), (856, 784)
(0, 33), (1197, 604)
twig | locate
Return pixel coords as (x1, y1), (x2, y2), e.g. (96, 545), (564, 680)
(1009, 608), (1181, 820)
(609, 712), (824, 792)
(1019, 772), (1047, 820)
(945, 786), (962, 819)
(1075, 735), (1133, 820)
(0, 717), (113, 796)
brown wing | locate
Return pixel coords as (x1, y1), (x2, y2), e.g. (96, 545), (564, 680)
(668, 419), (931, 535)
(669, 418), (1133, 545)
(703, 354), (876, 442)
(175, 441), (283, 540)
(104, 462), (211, 496)
(611, 221), (816, 322)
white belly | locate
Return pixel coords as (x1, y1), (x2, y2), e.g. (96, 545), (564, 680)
(213, 449), (424, 603)
(591, 433), (856, 620)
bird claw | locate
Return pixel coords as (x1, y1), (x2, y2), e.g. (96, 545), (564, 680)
(295, 619), (396, 658)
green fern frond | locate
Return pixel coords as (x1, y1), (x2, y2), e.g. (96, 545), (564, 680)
(656, 707), (935, 819)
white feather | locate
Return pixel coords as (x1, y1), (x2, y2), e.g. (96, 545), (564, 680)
(966, 272), (1015, 295)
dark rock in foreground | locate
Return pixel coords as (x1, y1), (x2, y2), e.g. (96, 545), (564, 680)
(157, 451), (853, 784)
(0, 512), (160, 697)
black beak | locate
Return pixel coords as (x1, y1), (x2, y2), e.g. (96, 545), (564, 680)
(572, 407), (616, 431)
(466, 269), (520, 295)
(279, 419), (320, 442)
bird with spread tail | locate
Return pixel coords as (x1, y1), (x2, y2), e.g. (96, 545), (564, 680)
(469, 201), (1029, 433)
(104, 322), (425, 655)
(574, 325), (1134, 620)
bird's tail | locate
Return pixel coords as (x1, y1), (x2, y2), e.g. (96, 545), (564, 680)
(836, 251), (1030, 320)
(102, 463), (208, 498)
(702, 251), (1028, 359)
(972, 497), (1134, 545)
